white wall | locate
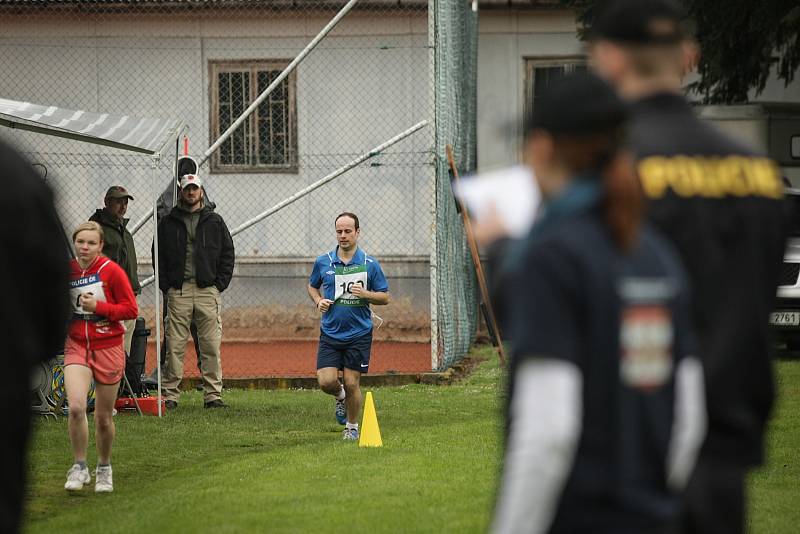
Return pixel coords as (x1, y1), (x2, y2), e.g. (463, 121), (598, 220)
(476, 9), (800, 172)
(476, 10), (581, 172)
(0, 11), (433, 260)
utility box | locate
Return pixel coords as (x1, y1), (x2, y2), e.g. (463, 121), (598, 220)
(698, 102), (800, 186)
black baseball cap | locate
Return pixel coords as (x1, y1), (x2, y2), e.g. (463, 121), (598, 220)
(590, 0), (691, 45)
(524, 72), (628, 137)
(177, 155), (198, 178)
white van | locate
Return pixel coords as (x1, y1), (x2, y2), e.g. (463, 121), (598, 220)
(698, 103), (800, 354)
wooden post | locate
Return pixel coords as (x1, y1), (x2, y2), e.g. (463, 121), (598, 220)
(445, 145), (507, 367)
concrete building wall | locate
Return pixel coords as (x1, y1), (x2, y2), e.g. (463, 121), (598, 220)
(476, 9), (582, 172)
(0, 11), (433, 262)
(475, 9), (800, 173)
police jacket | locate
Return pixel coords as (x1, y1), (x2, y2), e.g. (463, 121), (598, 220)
(89, 208), (140, 293)
(629, 92), (788, 467)
(156, 201), (235, 293)
(495, 183), (704, 534)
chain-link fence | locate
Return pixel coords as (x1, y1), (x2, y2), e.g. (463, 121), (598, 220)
(433, 0), (480, 369)
(0, 0), (478, 379)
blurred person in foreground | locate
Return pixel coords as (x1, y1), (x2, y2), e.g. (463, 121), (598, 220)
(0, 139), (70, 532)
(492, 73), (706, 534)
(589, 2), (788, 532)
(64, 221), (138, 493)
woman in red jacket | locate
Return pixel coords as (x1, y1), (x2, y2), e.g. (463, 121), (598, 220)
(64, 221), (137, 493)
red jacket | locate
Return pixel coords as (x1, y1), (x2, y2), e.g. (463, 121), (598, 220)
(68, 256), (138, 350)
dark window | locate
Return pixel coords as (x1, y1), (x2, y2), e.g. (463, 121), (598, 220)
(210, 61), (297, 173)
(524, 59), (588, 125)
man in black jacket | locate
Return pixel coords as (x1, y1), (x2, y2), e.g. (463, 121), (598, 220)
(1, 139), (70, 533)
(157, 173), (234, 409)
(89, 185), (140, 355)
(589, 2), (789, 533)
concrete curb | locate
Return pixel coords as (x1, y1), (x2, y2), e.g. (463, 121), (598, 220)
(177, 355), (486, 391)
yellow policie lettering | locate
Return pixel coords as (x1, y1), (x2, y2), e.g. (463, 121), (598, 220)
(719, 156), (749, 197)
(754, 159), (784, 198)
(637, 156), (783, 199)
(638, 157), (669, 198)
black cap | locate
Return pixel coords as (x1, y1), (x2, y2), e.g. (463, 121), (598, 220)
(590, 0), (690, 45)
(177, 155), (198, 178)
(524, 72), (628, 137)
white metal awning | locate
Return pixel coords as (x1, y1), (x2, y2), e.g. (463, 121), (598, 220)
(0, 97), (184, 155)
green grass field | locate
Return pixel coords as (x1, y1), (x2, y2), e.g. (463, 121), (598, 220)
(748, 358), (800, 533)
(23, 348), (799, 533)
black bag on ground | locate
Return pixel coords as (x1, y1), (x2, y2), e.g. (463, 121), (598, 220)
(124, 317), (150, 396)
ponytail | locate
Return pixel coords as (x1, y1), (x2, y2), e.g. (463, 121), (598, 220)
(552, 131), (643, 252)
(602, 150), (643, 251)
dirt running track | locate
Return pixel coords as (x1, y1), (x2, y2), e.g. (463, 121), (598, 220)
(144, 340), (432, 378)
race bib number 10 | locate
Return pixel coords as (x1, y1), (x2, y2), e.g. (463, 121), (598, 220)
(334, 264), (368, 307)
(69, 274), (107, 315)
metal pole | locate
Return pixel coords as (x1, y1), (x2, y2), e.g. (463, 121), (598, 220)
(138, 120), (429, 290)
(200, 0), (360, 166)
(129, 203), (151, 236)
(229, 120), (428, 236)
(121, 372), (143, 416)
(151, 154), (163, 417)
(130, 0), (361, 237)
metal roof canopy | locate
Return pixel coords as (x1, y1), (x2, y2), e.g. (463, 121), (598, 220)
(0, 96), (184, 417)
(0, 97), (185, 156)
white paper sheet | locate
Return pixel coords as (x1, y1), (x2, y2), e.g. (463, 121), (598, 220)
(454, 165), (540, 239)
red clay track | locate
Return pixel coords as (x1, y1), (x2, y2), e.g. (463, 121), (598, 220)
(144, 340), (432, 378)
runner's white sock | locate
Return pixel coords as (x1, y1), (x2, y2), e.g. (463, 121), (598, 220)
(346, 422), (358, 430)
(335, 384), (345, 401)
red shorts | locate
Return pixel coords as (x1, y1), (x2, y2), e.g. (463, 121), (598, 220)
(64, 337), (125, 385)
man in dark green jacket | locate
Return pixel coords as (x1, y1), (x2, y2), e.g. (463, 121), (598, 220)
(89, 185), (140, 355)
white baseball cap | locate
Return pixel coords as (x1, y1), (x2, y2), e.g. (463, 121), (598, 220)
(179, 174), (203, 189)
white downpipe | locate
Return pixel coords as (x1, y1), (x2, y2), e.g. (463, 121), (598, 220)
(428, 0), (439, 372)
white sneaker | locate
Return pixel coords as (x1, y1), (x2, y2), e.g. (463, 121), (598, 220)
(95, 465), (113, 493)
(64, 464), (90, 491)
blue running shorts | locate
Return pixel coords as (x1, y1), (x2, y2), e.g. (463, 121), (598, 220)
(316, 330), (373, 373)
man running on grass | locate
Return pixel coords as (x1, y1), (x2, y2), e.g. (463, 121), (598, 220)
(308, 212), (390, 441)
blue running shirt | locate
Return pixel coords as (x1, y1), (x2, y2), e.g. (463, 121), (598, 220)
(309, 247), (389, 341)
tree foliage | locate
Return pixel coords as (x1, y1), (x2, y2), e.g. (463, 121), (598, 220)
(560, 0), (800, 104)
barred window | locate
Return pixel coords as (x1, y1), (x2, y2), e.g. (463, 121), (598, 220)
(210, 60), (298, 173)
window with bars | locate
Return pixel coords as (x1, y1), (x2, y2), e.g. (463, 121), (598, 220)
(210, 60), (298, 173)
(523, 58), (587, 124)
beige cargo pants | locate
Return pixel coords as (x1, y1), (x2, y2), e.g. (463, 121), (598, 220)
(162, 281), (223, 403)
